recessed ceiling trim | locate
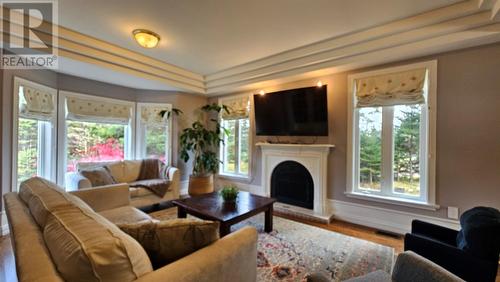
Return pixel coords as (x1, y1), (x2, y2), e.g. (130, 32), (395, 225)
(207, 23), (500, 94)
(206, 11), (493, 90)
(206, 0), (485, 82)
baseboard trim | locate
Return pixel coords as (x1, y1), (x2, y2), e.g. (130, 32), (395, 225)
(1, 211), (9, 236)
(328, 199), (460, 235)
(211, 178), (460, 235)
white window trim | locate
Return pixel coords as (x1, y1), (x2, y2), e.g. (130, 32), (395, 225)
(57, 90), (136, 185)
(218, 93), (253, 180)
(346, 60), (438, 210)
(12, 77), (58, 190)
(135, 102), (173, 165)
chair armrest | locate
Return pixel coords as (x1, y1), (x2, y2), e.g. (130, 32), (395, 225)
(65, 172), (92, 191)
(135, 226), (258, 282)
(165, 167), (180, 199)
(392, 251), (464, 282)
(411, 220), (459, 246)
(404, 233), (498, 282)
(70, 183), (130, 212)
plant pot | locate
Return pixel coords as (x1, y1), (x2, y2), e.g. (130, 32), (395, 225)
(222, 200), (236, 210)
(188, 174), (214, 196)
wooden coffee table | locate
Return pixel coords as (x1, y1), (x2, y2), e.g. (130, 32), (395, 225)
(172, 191), (276, 237)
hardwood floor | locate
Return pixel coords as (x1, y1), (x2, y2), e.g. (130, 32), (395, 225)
(0, 214), (498, 282)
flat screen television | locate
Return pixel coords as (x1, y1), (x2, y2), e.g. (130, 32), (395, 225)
(253, 85), (328, 136)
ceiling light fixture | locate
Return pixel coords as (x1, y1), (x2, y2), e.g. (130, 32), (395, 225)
(133, 29), (160, 48)
(317, 81), (323, 87)
(259, 90), (266, 96)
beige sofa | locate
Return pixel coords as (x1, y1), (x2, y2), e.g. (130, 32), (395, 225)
(4, 177), (258, 282)
(65, 159), (181, 207)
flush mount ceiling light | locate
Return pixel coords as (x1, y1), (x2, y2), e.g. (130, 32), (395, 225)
(133, 29), (160, 48)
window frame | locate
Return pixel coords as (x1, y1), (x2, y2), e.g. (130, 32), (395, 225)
(135, 102), (173, 165)
(57, 91), (136, 185)
(346, 61), (438, 210)
(12, 77), (58, 190)
(218, 94), (253, 180)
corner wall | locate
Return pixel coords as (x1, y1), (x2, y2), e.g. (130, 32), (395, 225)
(213, 43), (500, 221)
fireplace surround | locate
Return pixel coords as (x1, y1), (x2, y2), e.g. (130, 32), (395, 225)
(256, 142), (334, 221)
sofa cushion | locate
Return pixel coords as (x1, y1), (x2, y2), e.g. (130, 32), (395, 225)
(129, 187), (154, 198)
(19, 177), (93, 228)
(118, 218), (219, 268)
(122, 160), (142, 183)
(80, 167), (116, 186)
(44, 204), (153, 282)
(99, 206), (153, 225)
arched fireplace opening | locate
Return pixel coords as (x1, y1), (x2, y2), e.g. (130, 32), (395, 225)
(271, 161), (314, 209)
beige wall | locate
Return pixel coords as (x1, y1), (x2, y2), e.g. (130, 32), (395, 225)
(1, 71), (208, 211)
(214, 43), (500, 219)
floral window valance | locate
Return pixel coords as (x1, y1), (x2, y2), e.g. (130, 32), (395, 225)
(66, 97), (132, 125)
(221, 96), (250, 120)
(355, 68), (427, 108)
(19, 85), (55, 121)
(140, 105), (171, 125)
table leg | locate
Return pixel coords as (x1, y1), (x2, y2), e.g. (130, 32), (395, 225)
(220, 223), (231, 237)
(177, 207), (187, 218)
(265, 205), (273, 233)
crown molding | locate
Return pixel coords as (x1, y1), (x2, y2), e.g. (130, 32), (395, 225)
(2, 0), (500, 96)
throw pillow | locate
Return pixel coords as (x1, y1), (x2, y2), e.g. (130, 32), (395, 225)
(80, 167), (116, 187)
(456, 206), (500, 260)
(118, 218), (219, 268)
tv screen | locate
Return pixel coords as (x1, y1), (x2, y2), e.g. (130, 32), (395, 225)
(253, 85), (328, 136)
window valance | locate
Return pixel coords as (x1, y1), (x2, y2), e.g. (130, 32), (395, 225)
(221, 96), (250, 120)
(19, 85), (55, 121)
(66, 97), (132, 125)
(355, 68), (427, 108)
(140, 105), (171, 125)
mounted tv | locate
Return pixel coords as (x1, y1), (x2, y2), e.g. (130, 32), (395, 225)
(253, 85), (328, 136)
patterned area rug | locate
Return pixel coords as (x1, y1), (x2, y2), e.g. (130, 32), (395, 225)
(150, 208), (394, 282)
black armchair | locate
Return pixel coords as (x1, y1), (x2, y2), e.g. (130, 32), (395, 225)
(405, 220), (499, 282)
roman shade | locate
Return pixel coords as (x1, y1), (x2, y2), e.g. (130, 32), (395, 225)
(140, 105), (171, 125)
(221, 96), (250, 120)
(19, 85), (56, 121)
(355, 68), (427, 108)
(66, 97), (132, 125)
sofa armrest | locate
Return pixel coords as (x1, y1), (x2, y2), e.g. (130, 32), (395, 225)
(392, 251), (464, 282)
(70, 183), (130, 212)
(411, 220), (459, 246)
(404, 233), (498, 282)
(65, 172), (92, 191)
(165, 167), (180, 199)
(135, 226), (258, 282)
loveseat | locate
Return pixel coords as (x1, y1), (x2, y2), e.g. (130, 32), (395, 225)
(4, 177), (258, 282)
(65, 159), (180, 207)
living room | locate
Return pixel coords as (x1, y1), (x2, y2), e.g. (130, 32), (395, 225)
(1, 1), (499, 282)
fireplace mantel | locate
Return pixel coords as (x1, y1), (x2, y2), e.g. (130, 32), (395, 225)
(256, 142), (335, 150)
(256, 142), (334, 221)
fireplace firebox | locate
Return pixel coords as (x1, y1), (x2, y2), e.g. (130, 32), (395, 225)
(271, 161), (314, 209)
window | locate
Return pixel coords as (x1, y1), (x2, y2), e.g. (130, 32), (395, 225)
(12, 78), (57, 189)
(136, 103), (172, 164)
(219, 96), (251, 178)
(58, 91), (134, 184)
(347, 61), (437, 208)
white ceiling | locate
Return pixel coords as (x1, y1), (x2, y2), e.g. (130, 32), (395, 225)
(59, 0), (462, 75)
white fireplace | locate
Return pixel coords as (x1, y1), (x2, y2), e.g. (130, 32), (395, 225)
(256, 142), (334, 221)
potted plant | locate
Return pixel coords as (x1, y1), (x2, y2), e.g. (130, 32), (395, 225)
(163, 103), (229, 196)
(220, 185), (239, 203)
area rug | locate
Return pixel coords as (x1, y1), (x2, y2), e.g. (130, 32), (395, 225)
(150, 208), (394, 281)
